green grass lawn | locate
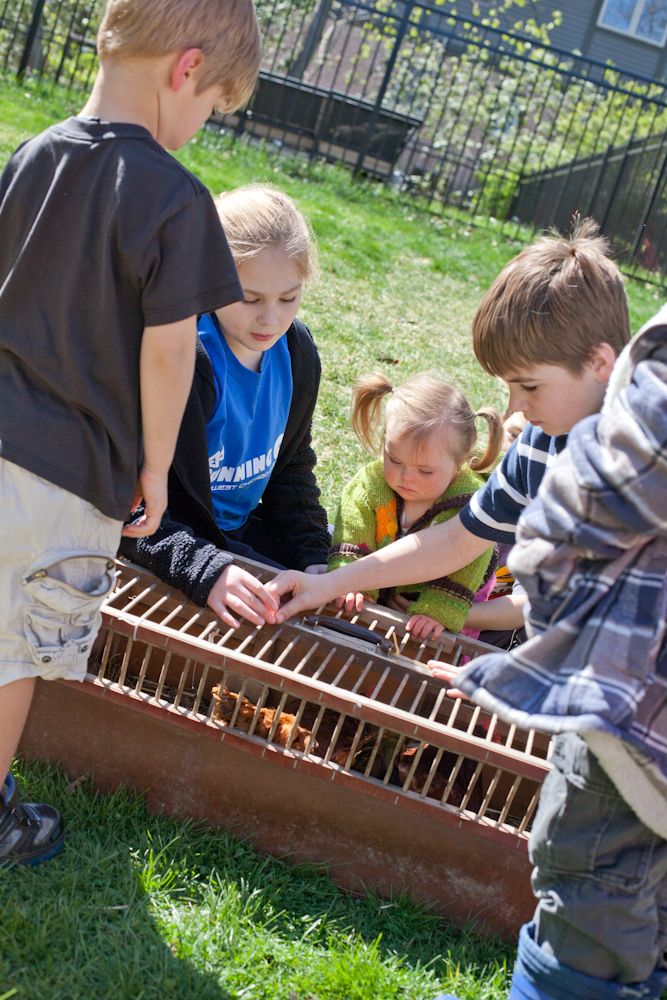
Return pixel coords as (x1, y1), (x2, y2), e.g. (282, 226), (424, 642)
(2, 760), (515, 1000)
(0, 76), (664, 1000)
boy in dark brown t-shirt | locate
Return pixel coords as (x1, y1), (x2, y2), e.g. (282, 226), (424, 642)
(0, 0), (263, 865)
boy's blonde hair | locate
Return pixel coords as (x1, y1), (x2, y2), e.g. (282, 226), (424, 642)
(215, 184), (318, 282)
(473, 218), (630, 377)
(352, 372), (503, 474)
(97, 0), (260, 111)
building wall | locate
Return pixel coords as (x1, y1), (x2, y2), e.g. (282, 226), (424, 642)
(586, 20), (666, 79)
(438, 0), (667, 80)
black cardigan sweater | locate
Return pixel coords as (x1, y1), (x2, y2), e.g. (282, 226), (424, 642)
(119, 318), (330, 606)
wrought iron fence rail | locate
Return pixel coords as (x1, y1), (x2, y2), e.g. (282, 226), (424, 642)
(1, 0), (666, 282)
(411, 0), (667, 91)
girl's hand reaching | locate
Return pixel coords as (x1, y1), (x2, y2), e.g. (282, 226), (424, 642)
(207, 564), (278, 629)
(406, 614), (445, 640)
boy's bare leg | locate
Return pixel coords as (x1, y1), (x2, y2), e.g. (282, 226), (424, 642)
(0, 677), (36, 779)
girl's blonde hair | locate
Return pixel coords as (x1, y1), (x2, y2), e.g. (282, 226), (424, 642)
(215, 184), (318, 281)
(351, 372), (503, 474)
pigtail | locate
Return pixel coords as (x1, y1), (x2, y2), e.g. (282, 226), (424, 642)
(469, 406), (503, 473)
(351, 372), (394, 455)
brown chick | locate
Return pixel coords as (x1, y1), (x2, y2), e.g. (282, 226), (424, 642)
(211, 686), (314, 751)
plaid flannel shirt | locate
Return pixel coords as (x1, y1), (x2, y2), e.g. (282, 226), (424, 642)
(457, 307), (667, 837)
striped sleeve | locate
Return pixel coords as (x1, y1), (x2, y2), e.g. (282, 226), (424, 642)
(460, 425), (565, 545)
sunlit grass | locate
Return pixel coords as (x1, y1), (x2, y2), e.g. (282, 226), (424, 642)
(1, 762), (515, 1000)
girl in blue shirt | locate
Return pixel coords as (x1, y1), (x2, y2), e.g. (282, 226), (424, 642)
(122, 185), (329, 628)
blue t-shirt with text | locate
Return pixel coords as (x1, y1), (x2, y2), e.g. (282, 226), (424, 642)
(198, 312), (293, 531)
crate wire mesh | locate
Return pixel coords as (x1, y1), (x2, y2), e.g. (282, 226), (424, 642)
(89, 559), (551, 846)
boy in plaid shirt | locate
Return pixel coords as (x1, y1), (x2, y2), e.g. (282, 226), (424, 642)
(454, 306), (667, 999)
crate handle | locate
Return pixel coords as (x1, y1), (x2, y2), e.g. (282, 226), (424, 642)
(302, 615), (394, 654)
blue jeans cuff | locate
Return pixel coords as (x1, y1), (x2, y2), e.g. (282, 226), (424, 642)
(513, 922), (667, 1000)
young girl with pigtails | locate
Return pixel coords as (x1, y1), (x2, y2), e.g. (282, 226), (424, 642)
(328, 372), (503, 640)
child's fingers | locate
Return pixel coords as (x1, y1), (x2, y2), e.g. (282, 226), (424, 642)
(343, 592), (362, 614)
(427, 661), (458, 682)
(273, 584), (319, 622)
(121, 516), (145, 538)
(274, 597), (299, 621)
(407, 615), (443, 639)
(406, 614), (424, 637)
(206, 584), (245, 629)
(121, 512), (158, 537)
(210, 602), (242, 630)
(426, 660), (470, 700)
(270, 572), (335, 623)
(138, 507), (164, 537)
(225, 593), (265, 627)
(238, 587), (277, 624)
(215, 578), (276, 626)
(265, 571), (299, 600)
(244, 575), (279, 612)
(444, 685), (468, 699)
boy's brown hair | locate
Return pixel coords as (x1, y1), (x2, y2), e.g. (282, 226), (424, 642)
(473, 218), (630, 376)
(97, 0), (260, 111)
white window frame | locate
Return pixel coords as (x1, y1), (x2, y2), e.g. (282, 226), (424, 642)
(598, 0), (667, 47)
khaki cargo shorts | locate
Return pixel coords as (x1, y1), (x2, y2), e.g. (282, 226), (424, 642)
(0, 458), (123, 687)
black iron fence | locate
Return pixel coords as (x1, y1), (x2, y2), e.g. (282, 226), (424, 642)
(1, 0), (101, 88)
(2, 0), (667, 281)
(512, 130), (667, 276)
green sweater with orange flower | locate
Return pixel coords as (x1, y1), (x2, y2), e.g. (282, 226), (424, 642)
(328, 459), (496, 633)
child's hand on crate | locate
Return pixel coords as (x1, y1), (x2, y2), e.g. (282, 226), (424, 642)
(407, 614), (444, 640)
(208, 564), (278, 629)
(269, 569), (340, 621)
(427, 660), (468, 700)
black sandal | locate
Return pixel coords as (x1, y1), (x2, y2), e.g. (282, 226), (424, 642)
(0, 773), (65, 866)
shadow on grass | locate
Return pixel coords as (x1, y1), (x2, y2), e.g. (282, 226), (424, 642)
(1, 761), (514, 1000)
(1, 764), (235, 1000)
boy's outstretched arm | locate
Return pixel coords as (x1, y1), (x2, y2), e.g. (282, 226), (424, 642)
(463, 589), (527, 631)
(123, 318), (197, 538)
(270, 515), (489, 621)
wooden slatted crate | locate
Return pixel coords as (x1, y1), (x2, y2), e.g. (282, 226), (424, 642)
(20, 558), (550, 937)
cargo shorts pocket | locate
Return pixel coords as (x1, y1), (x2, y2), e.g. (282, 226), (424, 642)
(21, 552), (116, 680)
(531, 735), (660, 895)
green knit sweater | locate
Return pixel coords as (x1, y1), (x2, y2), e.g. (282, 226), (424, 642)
(328, 459), (495, 633)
